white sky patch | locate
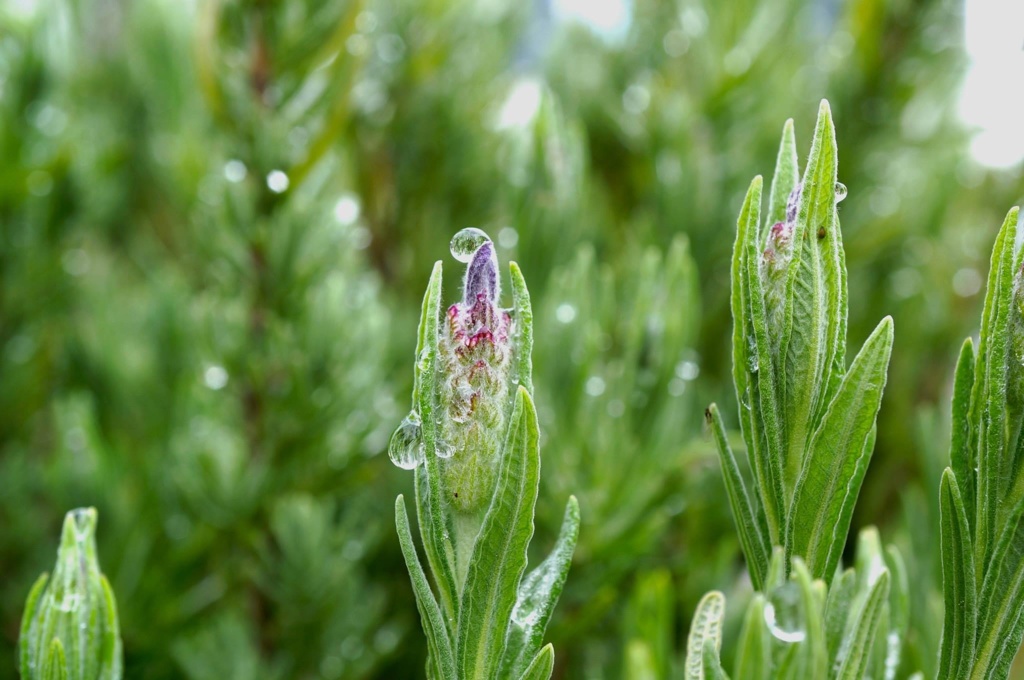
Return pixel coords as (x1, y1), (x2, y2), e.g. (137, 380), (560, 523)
(959, 0), (1024, 169)
(495, 77), (543, 129)
(551, 0), (632, 44)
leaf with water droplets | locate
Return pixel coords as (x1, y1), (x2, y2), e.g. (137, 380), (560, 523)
(500, 496), (579, 680)
(389, 411), (424, 470)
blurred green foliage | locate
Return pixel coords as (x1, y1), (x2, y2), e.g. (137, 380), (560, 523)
(0, 0), (1021, 677)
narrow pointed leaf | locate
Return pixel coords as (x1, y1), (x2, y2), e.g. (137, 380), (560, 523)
(939, 469), (977, 680)
(457, 387), (540, 680)
(737, 176), (786, 544)
(777, 559), (828, 680)
(970, 493), (1024, 679)
(734, 594), (771, 680)
(413, 262), (459, 623)
(766, 118), (799, 232)
(395, 496), (456, 680)
(685, 591), (726, 680)
(501, 496), (580, 679)
(708, 403), (769, 590)
(780, 100), (846, 493)
(517, 644), (554, 680)
(835, 571), (890, 680)
(825, 569), (856, 661)
(972, 207), (1019, 571)
(702, 638), (731, 680)
(42, 639), (67, 680)
(788, 316), (893, 579)
(510, 261), (534, 395)
(19, 573), (49, 679)
(950, 339), (977, 533)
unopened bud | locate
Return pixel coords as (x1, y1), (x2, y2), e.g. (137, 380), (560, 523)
(19, 508), (122, 680)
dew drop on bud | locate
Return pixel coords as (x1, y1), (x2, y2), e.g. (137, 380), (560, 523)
(434, 438), (455, 459)
(763, 582), (806, 643)
(450, 227), (492, 263)
(388, 411), (425, 470)
(834, 182), (848, 203)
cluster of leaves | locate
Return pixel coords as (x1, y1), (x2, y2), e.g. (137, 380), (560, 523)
(709, 101), (892, 588)
(939, 207), (1024, 680)
(686, 531), (907, 680)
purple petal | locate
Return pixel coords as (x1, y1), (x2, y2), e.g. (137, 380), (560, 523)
(463, 241), (500, 304)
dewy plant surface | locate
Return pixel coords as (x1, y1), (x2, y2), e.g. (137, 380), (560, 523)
(389, 229), (580, 680)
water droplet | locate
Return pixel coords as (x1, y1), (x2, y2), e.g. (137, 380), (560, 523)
(266, 170), (289, 193)
(223, 160), (247, 183)
(675, 360), (700, 381)
(204, 365), (229, 390)
(434, 438), (455, 459)
(388, 412), (424, 470)
(834, 182), (848, 203)
(764, 583), (806, 643)
(555, 303), (577, 324)
(450, 228), (492, 263)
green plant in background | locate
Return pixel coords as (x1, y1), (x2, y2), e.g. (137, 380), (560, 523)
(708, 100), (893, 587)
(939, 206), (1024, 680)
(19, 508), (122, 680)
(687, 531), (908, 680)
(391, 229), (579, 679)
(534, 236), (705, 628)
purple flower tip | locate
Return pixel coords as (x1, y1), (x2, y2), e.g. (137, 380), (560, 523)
(463, 241), (500, 305)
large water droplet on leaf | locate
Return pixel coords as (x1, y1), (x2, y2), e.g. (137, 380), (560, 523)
(834, 182), (848, 203)
(434, 438), (455, 460)
(764, 582), (806, 643)
(388, 411), (424, 470)
(450, 227), (492, 263)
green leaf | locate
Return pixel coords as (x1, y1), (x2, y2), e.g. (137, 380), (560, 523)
(835, 571), (890, 680)
(396, 496), (456, 679)
(500, 496), (580, 679)
(457, 387), (540, 680)
(787, 316), (893, 579)
(970, 491), (1024, 679)
(702, 638), (731, 680)
(19, 573), (49, 679)
(939, 468), (977, 680)
(733, 594), (771, 680)
(824, 568), (857, 662)
(780, 99), (847, 494)
(517, 644), (554, 680)
(510, 261), (534, 395)
(766, 118), (798, 232)
(971, 207), (1019, 571)
(736, 175), (786, 545)
(950, 338), (977, 533)
(882, 546), (909, 680)
(707, 403), (769, 590)
(99, 575), (123, 679)
(413, 262), (460, 622)
(42, 638), (67, 680)
(685, 591), (726, 680)
(775, 559), (828, 680)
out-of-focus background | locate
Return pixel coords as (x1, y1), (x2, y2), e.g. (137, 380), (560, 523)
(0, 0), (1021, 677)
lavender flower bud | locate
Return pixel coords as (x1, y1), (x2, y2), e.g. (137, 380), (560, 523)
(440, 236), (515, 512)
